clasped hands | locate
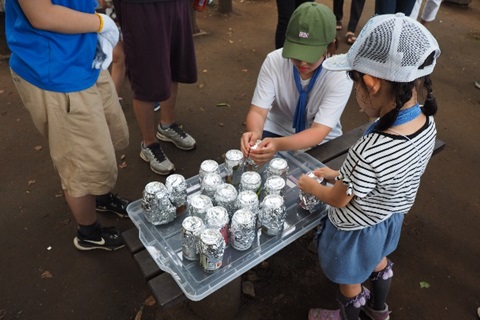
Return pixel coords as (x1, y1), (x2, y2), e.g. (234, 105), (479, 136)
(240, 132), (278, 166)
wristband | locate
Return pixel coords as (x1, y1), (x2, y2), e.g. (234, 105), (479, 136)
(95, 13), (104, 33)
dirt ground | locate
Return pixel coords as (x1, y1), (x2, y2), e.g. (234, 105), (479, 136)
(1, 0), (479, 319)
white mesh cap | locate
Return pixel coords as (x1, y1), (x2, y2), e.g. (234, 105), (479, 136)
(323, 13), (441, 82)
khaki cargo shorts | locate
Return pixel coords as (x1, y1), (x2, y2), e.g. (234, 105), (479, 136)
(10, 70), (129, 197)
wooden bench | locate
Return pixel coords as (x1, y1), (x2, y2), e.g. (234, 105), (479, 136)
(122, 122), (446, 310)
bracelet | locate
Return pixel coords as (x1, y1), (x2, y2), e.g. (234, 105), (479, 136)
(95, 12), (104, 33)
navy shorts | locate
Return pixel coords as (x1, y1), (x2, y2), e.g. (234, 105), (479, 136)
(118, 0), (197, 102)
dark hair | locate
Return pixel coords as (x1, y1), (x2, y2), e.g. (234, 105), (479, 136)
(347, 52), (438, 131)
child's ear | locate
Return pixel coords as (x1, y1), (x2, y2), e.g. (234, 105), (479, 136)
(362, 75), (381, 94)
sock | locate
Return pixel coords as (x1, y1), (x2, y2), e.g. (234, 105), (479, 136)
(336, 287), (369, 320)
(78, 222), (101, 239)
(160, 123), (173, 129)
(369, 258), (394, 310)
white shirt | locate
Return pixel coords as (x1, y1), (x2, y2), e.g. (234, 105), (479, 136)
(251, 49), (353, 143)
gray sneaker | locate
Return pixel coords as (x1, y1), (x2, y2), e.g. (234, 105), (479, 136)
(140, 142), (175, 175)
(156, 123), (196, 150)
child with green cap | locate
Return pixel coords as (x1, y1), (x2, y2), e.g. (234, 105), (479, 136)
(240, 2), (352, 165)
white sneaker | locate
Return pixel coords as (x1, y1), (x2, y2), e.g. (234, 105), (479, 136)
(156, 123), (196, 151)
(140, 142), (175, 175)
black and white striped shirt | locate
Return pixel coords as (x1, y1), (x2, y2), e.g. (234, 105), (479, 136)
(329, 116), (437, 231)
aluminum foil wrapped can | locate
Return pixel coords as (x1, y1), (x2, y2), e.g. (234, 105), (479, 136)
(200, 172), (223, 199)
(298, 171), (325, 212)
(165, 174), (187, 215)
(239, 171), (262, 195)
(236, 190), (259, 216)
(199, 159), (220, 183)
(213, 183), (238, 219)
(199, 228), (225, 273)
(230, 208), (256, 251)
(245, 140), (262, 172)
(205, 206), (230, 245)
(182, 216), (204, 261)
(188, 194), (213, 221)
(224, 149), (244, 187)
(266, 157), (289, 181)
(142, 182), (176, 225)
(259, 194), (286, 236)
(264, 175), (286, 197)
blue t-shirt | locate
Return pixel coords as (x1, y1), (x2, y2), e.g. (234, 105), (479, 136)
(6, 0), (100, 92)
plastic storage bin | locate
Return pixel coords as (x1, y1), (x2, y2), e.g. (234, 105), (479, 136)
(127, 150), (328, 301)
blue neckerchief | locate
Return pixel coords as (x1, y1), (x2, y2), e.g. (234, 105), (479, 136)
(364, 103), (422, 135)
(292, 65), (322, 133)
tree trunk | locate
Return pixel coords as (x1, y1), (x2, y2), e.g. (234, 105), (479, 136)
(190, 0), (201, 34)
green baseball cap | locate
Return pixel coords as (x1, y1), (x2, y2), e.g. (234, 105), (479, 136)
(282, 2), (336, 64)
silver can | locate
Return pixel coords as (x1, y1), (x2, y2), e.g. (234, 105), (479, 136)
(142, 181), (176, 225)
(266, 157), (289, 181)
(188, 194), (213, 221)
(229, 208), (256, 251)
(264, 175), (286, 197)
(205, 206), (230, 245)
(259, 194), (286, 236)
(245, 140), (262, 172)
(165, 174), (188, 215)
(298, 171), (325, 212)
(182, 216), (204, 261)
(199, 159), (220, 182)
(200, 172), (223, 199)
(236, 190), (259, 216)
(213, 183), (238, 219)
(239, 171), (262, 195)
(224, 149), (244, 187)
(199, 228), (226, 273)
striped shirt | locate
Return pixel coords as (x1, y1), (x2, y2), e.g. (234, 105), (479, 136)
(329, 116), (437, 231)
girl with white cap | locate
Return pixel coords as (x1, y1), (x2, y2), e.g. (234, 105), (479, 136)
(298, 13), (441, 320)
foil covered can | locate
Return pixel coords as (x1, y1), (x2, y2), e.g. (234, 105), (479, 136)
(205, 206), (230, 245)
(188, 194), (213, 221)
(239, 171), (262, 195)
(266, 157), (289, 181)
(298, 171), (325, 212)
(142, 181), (176, 225)
(165, 174), (187, 215)
(182, 216), (204, 261)
(264, 175), (286, 197)
(199, 159), (220, 182)
(200, 172), (223, 199)
(236, 190), (259, 216)
(245, 140), (262, 172)
(199, 228), (226, 273)
(224, 149), (244, 187)
(229, 208), (256, 251)
(213, 183), (238, 219)
(259, 194), (286, 236)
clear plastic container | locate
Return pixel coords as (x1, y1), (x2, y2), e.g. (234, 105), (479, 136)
(127, 150), (328, 301)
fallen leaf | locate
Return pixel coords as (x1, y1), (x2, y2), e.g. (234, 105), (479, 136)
(198, 83), (205, 89)
(419, 281), (430, 288)
(120, 154), (126, 160)
(47, 246), (52, 251)
(229, 40), (234, 44)
(119, 161), (127, 169)
(41, 271), (53, 279)
(202, 69), (208, 73)
(216, 102), (230, 107)
(241, 69), (248, 72)
(34, 145), (42, 151)
(28, 180), (36, 186)
(144, 295), (156, 307)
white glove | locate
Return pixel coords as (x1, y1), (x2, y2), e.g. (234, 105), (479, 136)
(92, 35), (114, 70)
(97, 13), (119, 48)
(92, 13), (118, 70)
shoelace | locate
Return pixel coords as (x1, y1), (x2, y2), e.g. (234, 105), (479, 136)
(168, 123), (188, 138)
(149, 144), (167, 162)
